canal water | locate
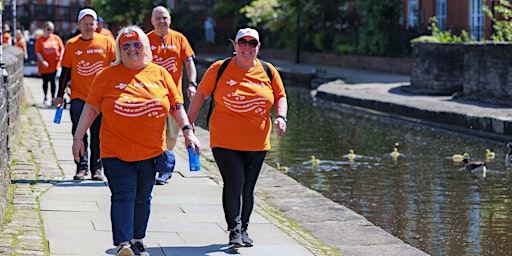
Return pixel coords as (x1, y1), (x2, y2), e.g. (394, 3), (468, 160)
(193, 64), (512, 256)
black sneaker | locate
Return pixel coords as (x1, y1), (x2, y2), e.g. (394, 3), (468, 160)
(229, 230), (244, 248)
(130, 241), (149, 256)
(241, 229), (254, 247)
(73, 169), (87, 181)
(116, 244), (134, 256)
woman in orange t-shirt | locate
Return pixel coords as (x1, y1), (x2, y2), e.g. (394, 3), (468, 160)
(34, 21), (64, 104)
(2, 24), (12, 45)
(15, 30), (28, 59)
(187, 28), (288, 248)
(72, 25), (201, 255)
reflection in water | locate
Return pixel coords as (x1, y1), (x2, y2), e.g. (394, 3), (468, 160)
(265, 87), (512, 256)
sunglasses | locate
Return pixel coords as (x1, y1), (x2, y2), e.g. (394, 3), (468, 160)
(121, 41), (143, 51)
(237, 38), (259, 48)
(45, 28), (54, 31)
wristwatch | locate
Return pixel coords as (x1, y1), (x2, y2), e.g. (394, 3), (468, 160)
(189, 81), (198, 87)
(277, 115), (287, 123)
(182, 124), (193, 131)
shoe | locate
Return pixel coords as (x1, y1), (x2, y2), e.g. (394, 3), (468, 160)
(130, 241), (150, 256)
(155, 172), (172, 185)
(117, 244), (134, 256)
(73, 169), (87, 181)
(241, 229), (254, 247)
(92, 170), (104, 181)
(228, 230), (244, 248)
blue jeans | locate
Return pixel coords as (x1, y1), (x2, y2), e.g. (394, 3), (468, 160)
(70, 98), (102, 172)
(212, 147), (266, 231)
(102, 157), (157, 245)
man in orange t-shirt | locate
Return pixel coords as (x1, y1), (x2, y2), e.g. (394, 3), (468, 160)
(95, 17), (115, 40)
(53, 8), (116, 181)
(147, 5), (198, 184)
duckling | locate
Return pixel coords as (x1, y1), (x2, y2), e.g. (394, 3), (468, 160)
(311, 155), (320, 166)
(390, 143), (401, 161)
(347, 149), (356, 162)
(463, 158), (487, 178)
(276, 163), (289, 172)
(452, 152), (469, 162)
(506, 142), (512, 167)
(485, 149), (495, 160)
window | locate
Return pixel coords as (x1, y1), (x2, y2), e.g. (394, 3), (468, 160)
(436, 0), (447, 30)
(408, 0), (419, 28)
(470, 0), (484, 40)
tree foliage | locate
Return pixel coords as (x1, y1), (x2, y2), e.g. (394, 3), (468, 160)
(91, 0), (157, 27)
(483, 0), (512, 41)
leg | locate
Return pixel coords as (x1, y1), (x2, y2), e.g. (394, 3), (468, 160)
(89, 113), (102, 172)
(212, 147), (245, 231)
(165, 114), (179, 151)
(48, 71), (57, 99)
(69, 98), (88, 175)
(102, 157), (137, 246)
(241, 151), (266, 229)
(133, 158), (157, 240)
(41, 73), (50, 102)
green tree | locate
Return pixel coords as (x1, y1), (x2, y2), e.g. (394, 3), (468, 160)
(354, 0), (401, 56)
(91, 0), (157, 26)
(211, 0), (250, 31)
(483, 0), (512, 41)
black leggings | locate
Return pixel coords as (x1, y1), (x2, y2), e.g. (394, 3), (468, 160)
(212, 147), (267, 231)
(41, 72), (57, 99)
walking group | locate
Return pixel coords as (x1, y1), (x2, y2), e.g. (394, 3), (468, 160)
(28, 6), (288, 256)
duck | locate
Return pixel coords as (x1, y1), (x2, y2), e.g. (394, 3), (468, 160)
(310, 155), (320, 166)
(390, 143), (401, 161)
(452, 152), (469, 162)
(463, 158), (487, 178)
(276, 163), (289, 172)
(485, 149), (495, 160)
(506, 142), (512, 167)
(347, 149), (356, 162)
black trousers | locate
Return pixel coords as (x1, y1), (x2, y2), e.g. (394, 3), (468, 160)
(212, 147), (266, 231)
(70, 98), (102, 172)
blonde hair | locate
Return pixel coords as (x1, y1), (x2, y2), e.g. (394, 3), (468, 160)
(111, 25), (152, 66)
(33, 29), (44, 39)
(15, 29), (26, 43)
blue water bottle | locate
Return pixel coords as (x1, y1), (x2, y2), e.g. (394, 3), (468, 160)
(188, 147), (201, 171)
(53, 107), (63, 124)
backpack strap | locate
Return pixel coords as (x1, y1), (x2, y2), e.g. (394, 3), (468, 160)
(260, 60), (273, 84)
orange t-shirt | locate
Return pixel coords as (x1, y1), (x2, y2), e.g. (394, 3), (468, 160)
(2, 32), (11, 44)
(87, 62), (183, 162)
(198, 58), (286, 151)
(98, 28), (115, 40)
(61, 33), (116, 101)
(147, 29), (195, 100)
(34, 34), (65, 74)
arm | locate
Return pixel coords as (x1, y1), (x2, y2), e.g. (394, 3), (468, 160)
(53, 66), (71, 107)
(185, 58), (198, 100)
(72, 104), (100, 161)
(186, 89), (208, 125)
(35, 53), (49, 68)
(170, 107), (201, 153)
(273, 97), (288, 138)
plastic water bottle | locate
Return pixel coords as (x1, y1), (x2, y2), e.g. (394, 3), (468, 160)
(188, 147), (201, 171)
(53, 107), (63, 124)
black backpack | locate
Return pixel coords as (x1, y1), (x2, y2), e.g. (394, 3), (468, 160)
(206, 57), (273, 128)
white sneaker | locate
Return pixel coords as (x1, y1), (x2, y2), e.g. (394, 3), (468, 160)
(117, 244), (134, 256)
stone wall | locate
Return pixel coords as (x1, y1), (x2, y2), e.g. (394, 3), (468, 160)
(410, 42), (512, 106)
(0, 46), (25, 226)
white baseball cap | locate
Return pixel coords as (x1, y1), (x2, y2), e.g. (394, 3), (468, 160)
(78, 8), (97, 22)
(235, 28), (259, 42)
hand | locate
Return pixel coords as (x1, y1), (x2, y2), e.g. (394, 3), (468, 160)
(72, 139), (85, 162)
(184, 129), (201, 154)
(53, 97), (63, 108)
(187, 85), (197, 102)
(42, 60), (49, 68)
(274, 118), (287, 138)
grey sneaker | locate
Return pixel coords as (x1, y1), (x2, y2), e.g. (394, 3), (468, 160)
(131, 241), (150, 256)
(117, 244), (134, 256)
(229, 230), (244, 248)
(241, 229), (254, 247)
(73, 169), (87, 181)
